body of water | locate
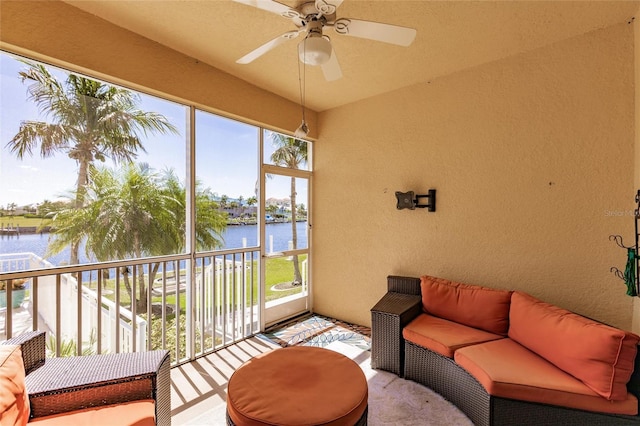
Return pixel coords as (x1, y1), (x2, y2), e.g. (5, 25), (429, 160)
(0, 222), (308, 268)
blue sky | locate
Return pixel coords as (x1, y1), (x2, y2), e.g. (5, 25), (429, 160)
(0, 52), (305, 208)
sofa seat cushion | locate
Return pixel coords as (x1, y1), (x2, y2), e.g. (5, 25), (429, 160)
(28, 400), (155, 425)
(508, 291), (640, 401)
(420, 276), (512, 335)
(0, 345), (29, 426)
(455, 338), (638, 416)
(403, 313), (504, 358)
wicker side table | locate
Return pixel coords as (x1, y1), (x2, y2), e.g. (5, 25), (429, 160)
(370, 292), (422, 376)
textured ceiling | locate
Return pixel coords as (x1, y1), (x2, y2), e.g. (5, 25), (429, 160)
(63, 1), (639, 112)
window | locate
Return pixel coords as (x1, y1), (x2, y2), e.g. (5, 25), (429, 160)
(0, 50), (313, 351)
(0, 52), (187, 265)
(195, 110), (259, 251)
(0, 53), (297, 265)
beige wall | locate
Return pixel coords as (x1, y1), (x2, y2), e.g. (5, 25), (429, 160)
(633, 10), (640, 334)
(315, 22), (636, 330)
(0, 0), (315, 137)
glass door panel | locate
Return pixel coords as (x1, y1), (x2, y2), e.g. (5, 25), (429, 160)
(263, 173), (310, 325)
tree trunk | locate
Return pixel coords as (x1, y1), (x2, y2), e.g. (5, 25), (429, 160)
(122, 268), (132, 299)
(137, 266), (147, 312)
(134, 235), (147, 312)
(70, 159), (90, 265)
(290, 177), (302, 285)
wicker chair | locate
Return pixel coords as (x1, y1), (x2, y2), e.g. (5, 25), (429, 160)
(371, 275), (640, 426)
(3, 330), (171, 425)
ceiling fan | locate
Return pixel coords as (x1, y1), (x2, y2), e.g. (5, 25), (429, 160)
(234, 0), (417, 81)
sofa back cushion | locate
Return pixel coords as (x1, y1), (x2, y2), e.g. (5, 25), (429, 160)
(0, 345), (29, 426)
(420, 276), (513, 335)
(508, 291), (640, 401)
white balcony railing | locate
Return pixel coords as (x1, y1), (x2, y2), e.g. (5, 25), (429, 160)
(0, 249), (260, 366)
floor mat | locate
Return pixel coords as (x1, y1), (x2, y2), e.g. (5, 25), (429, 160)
(258, 314), (371, 351)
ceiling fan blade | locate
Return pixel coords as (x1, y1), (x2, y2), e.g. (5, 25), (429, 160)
(321, 48), (342, 81)
(236, 30), (302, 64)
(333, 18), (417, 47)
(233, 0), (300, 19)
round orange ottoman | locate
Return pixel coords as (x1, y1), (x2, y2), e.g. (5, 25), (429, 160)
(226, 346), (368, 425)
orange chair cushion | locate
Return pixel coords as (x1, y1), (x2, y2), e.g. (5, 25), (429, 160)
(227, 346), (368, 426)
(420, 275), (512, 335)
(0, 345), (29, 426)
(455, 338), (638, 415)
(508, 291), (640, 401)
(403, 313), (504, 358)
(28, 400), (155, 425)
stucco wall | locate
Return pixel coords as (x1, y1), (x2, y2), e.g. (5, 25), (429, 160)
(634, 11), (640, 335)
(315, 23), (636, 329)
(0, 0), (315, 136)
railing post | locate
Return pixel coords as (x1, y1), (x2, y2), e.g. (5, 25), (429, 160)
(138, 318), (147, 352)
(109, 304), (117, 354)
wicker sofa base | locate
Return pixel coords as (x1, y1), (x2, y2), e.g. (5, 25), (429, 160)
(404, 340), (640, 426)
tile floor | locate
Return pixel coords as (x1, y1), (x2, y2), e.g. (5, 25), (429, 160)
(170, 314), (372, 424)
(170, 336), (279, 424)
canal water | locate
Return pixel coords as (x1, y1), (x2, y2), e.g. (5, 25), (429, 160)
(0, 222), (308, 268)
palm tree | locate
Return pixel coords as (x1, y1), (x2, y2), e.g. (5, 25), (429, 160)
(246, 196), (257, 219)
(269, 133), (307, 285)
(297, 203), (307, 218)
(46, 163), (227, 311)
(47, 163), (174, 309)
(238, 195), (245, 218)
(219, 194), (229, 210)
(160, 169), (226, 252)
(266, 204), (279, 217)
(7, 61), (177, 265)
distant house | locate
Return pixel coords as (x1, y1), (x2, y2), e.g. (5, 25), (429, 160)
(220, 205), (257, 219)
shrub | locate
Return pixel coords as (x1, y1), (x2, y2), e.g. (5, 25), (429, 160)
(0, 278), (28, 290)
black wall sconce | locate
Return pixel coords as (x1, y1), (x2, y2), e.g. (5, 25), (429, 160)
(395, 189), (436, 212)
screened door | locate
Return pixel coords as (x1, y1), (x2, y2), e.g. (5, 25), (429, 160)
(261, 131), (311, 327)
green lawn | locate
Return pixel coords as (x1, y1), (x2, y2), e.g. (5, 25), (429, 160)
(0, 215), (50, 228)
(88, 254), (307, 312)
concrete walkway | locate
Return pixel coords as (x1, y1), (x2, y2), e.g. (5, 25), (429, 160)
(0, 297), (46, 340)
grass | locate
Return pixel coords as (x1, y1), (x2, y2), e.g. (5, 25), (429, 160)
(0, 215), (50, 228)
(264, 256), (306, 301)
(86, 254), (307, 311)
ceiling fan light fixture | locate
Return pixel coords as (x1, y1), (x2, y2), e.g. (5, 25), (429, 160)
(298, 36), (332, 66)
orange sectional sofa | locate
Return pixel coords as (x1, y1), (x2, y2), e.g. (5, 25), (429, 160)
(370, 275), (640, 425)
